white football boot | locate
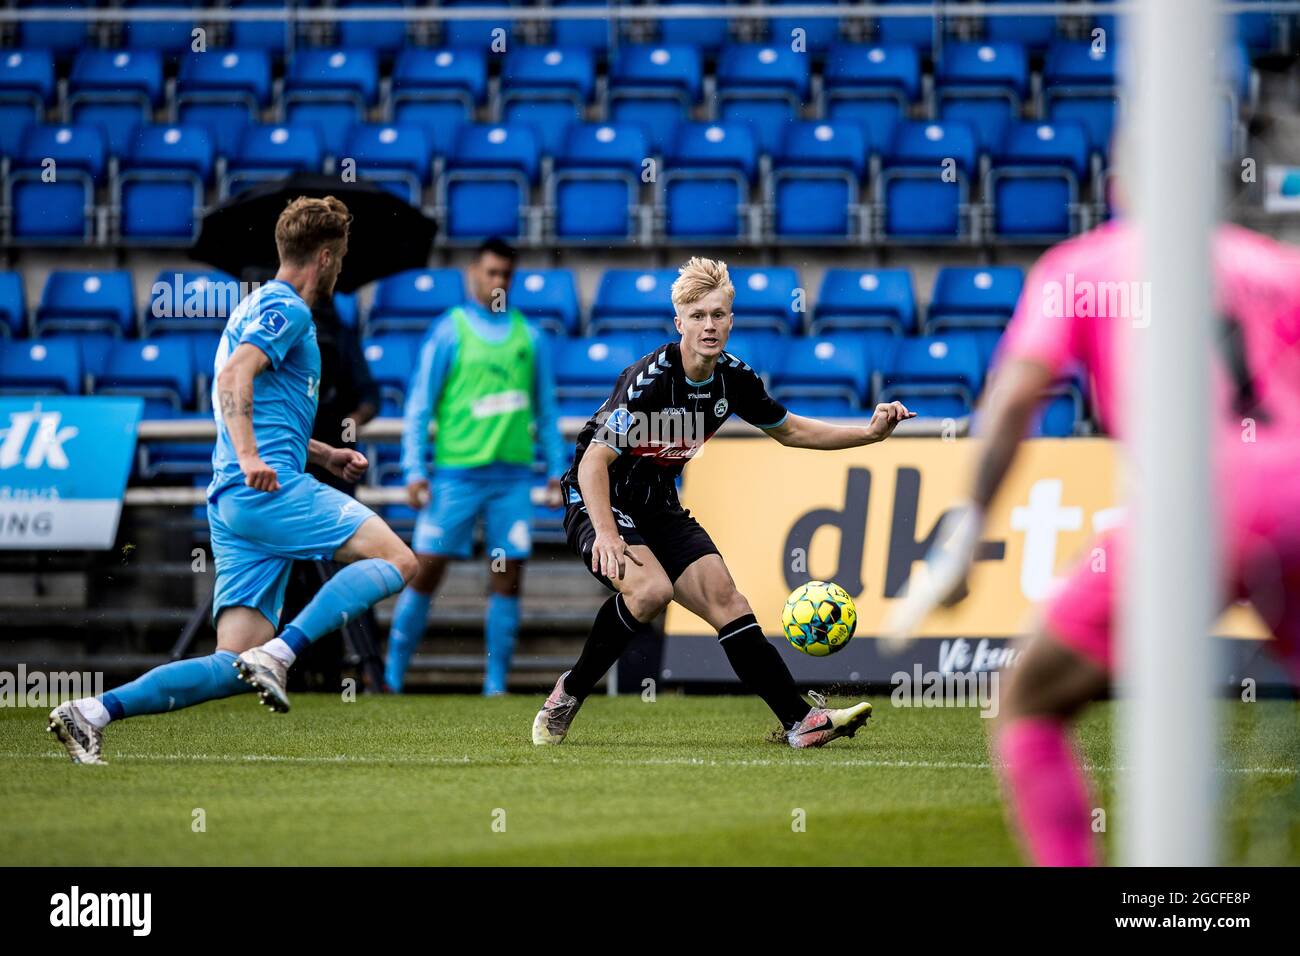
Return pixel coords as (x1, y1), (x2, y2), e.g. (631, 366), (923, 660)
(48, 700), (106, 765)
(531, 670), (582, 745)
(234, 646), (291, 713)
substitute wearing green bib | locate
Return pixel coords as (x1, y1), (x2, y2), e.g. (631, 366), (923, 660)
(433, 306), (537, 469)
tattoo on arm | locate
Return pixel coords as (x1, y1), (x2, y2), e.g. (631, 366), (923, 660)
(218, 387), (253, 419)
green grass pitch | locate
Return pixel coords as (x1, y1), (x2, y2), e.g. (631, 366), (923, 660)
(1, 694), (1297, 865)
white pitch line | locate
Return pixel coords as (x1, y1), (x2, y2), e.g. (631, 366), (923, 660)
(1, 750), (1296, 777)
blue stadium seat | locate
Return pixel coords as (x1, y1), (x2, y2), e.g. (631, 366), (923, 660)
(822, 44), (920, 159)
(549, 123), (647, 242)
(715, 44), (810, 157)
(343, 124), (433, 204)
(139, 411), (217, 478)
(0, 50), (55, 162)
(555, 337), (643, 418)
(812, 268), (916, 335)
(768, 0), (841, 53)
(500, 47), (595, 157)
(1233, 2), (1280, 52)
(730, 267), (800, 335)
(0, 340), (83, 395)
(874, 0), (935, 53)
(1031, 385), (1087, 437)
(935, 42), (1029, 150)
(878, 335), (984, 419)
(660, 123), (757, 241)
(174, 50), (273, 158)
(6, 124), (106, 242)
(771, 334), (871, 416)
(36, 270), (135, 338)
(720, 331), (779, 383)
(18, 0), (91, 56)
(440, 0), (516, 49)
(188, 332), (222, 391)
(552, 0), (613, 53)
(123, 0), (196, 54)
(982, 0), (1059, 50)
(283, 49), (380, 157)
(0, 273), (27, 338)
(143, 269), (241, 336)
(368, 268), (466, 334)
(607, 45), (702, 155)
(926, 266), (1023, 334)
(658, 0), (731, 52)
(115, 125), (214, 243)
(66, 50), (164, 158)
(229, 0), (291, 56)
(390, 48), (487, 160)
(1043, 41), (1119, 156)
(441, 124), (539, 241)
(94, 339), (196, 416)
(334, 292), (359, 330)
(363, 335), (416, 416)
(590, 269), (678, 335)
(511, 269), (580, 337)
(876, 121), (978, 241)
(986, 121), (1090, 239)
(337, 0), (409, 55)
(223, 124), (323, 195)
(770, 121), (867, 241)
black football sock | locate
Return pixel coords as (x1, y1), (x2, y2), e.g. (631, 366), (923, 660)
(718, 614), (812, 730)
(563, 593), (652, 701)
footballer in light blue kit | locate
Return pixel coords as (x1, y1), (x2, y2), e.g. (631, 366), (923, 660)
(384, 238), (567, 696)
(49, 197), (418, 765)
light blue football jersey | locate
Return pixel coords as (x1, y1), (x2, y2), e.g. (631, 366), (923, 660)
(207, 280), (320, 500)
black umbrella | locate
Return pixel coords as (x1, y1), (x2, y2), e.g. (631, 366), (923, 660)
(190, 175), (436, 293)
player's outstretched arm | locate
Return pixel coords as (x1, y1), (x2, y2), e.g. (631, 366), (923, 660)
(765, 403), (916, 450)
(216, 343), (278, 492)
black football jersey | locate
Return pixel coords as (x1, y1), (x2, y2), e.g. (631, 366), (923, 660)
(564, 342), (787, 508)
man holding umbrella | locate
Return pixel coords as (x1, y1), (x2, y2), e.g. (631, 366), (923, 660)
(384, 238), (567, 696)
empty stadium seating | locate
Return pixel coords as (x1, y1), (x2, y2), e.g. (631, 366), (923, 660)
(3, 0), (1288, 485)
(548, 123), (647, 242)
(0, 3), (1276, 251)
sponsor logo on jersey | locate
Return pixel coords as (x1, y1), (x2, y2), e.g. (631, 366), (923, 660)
(687, 391), (711, 400)
(606, 407), (634, 435)
(258, 309), (287, 335)
(470, 389), (529, 419)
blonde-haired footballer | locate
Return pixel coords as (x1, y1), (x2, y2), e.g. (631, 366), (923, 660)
(533, 257), (915, 747)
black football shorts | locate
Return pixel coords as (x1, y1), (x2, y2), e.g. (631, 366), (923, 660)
(563, 491), (720, 591)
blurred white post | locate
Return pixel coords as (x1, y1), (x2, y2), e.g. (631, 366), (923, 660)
(1122, 0), (1219, 865)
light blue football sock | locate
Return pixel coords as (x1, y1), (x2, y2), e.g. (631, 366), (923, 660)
(101, 650), (248, 722)
(384, 586), (432, 692)
(278, 558), (406, 656)
(483, 594), (520, 696)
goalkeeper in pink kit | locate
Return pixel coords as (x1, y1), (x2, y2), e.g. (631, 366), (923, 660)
(886, 217), (1300, 866)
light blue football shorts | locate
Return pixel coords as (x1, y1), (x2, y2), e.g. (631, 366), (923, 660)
(208, 471), (378, 628)
(412, 470), (533, 560)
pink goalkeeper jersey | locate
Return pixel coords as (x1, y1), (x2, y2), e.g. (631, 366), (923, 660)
(997, 220), (1300, 450)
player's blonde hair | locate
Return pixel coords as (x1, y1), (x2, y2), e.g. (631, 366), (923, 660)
(275, 195), (352, 265)
(671, 256), (735, 311)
